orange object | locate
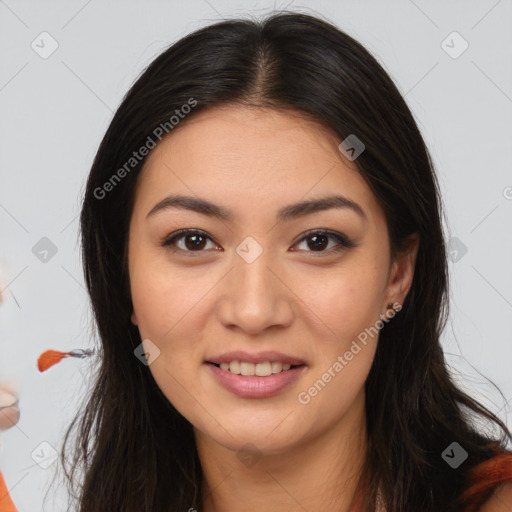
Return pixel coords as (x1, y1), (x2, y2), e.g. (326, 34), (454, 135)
(37, 350), (67, 372)
(37, 349), (94, 372)
(460, 450), (512, 511)
(0, 466), (17, 512)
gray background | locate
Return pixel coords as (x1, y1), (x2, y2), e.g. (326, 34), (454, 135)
(0, 0), (511, 510)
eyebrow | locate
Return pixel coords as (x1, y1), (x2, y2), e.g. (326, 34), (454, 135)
(146, 194), (367, 222)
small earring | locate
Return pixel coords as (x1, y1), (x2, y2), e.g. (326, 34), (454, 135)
(387, 303), (394, 311)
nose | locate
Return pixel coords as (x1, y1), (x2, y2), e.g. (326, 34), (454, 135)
(216, 249), (294, 335)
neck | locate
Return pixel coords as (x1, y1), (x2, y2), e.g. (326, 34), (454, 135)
(196, 389), (368, 512)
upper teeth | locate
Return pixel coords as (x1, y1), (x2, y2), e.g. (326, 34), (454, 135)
(219, 361), (292, 376)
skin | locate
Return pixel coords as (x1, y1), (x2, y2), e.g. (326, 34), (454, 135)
(0, 388), (20, 431)
(128, 104), (419, 511)
(480, 483), (512, 512)
(0, 286), (20, 432)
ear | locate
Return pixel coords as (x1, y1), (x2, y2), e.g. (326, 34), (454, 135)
(384, 233), (419, 310)
(131, 309), (138, 326)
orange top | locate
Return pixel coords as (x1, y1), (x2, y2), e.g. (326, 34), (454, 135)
(0, 467), (17, 512)
(461, 451), (512, 511)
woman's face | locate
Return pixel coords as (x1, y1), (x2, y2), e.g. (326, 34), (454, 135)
(128, 104), (416, 455)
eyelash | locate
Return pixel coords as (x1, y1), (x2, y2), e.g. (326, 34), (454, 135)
(160, 228), (356, 257)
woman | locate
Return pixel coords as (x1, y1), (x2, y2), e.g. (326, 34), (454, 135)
(61, 11), (512, 511)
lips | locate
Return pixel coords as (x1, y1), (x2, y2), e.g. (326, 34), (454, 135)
(206, 362), (306, 398)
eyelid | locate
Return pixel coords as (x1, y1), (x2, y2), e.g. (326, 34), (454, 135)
(160, 228), (356, 256)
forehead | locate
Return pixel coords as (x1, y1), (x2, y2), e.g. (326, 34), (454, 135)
(133, 104), (382, 225)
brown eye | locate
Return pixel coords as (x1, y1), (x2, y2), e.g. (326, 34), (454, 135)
(305, 233), (329, 251)
(161, 228), (356, 257)
(161, 229), (219, 254)
(182, 233), (207, 250)
(292, 230), (356, 255)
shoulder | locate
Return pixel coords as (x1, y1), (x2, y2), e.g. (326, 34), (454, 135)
(478, 481), (512, 512)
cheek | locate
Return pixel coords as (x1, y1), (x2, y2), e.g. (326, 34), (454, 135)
(129, 248), (205, 338)
(129, 254), (214, 380)
(295, 269), (382, 417)
(130, 263), (205, 414)
(302, 263), (385, 340)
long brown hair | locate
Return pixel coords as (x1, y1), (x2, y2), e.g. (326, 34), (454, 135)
(59, 11), (512, 511)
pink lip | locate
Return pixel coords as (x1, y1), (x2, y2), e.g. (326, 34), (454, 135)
(206, 350), (306, 365)
(205, 363), (307, 398)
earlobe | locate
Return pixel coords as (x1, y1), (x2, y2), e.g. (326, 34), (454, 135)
(131, 310), (138, 326)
